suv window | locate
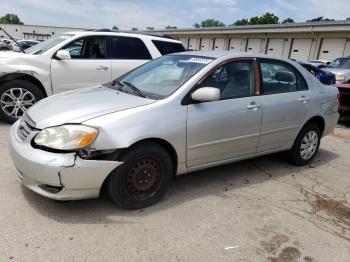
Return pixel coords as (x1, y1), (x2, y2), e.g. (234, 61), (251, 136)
(108, 36), (152, 60)
(152, 40), (185, 55)
(200, 60), (256, 100)
(64, 36), (106, 59)
(260, 60), (308, 95)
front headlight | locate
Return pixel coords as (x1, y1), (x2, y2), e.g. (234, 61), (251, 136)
(336, 74), (347, 82)
(34, 125), (98, 151)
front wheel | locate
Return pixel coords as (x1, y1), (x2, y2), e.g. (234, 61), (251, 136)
(0, 80), (44, 123)
(287, 123), (321, 166)
(107, 142), (173, 209)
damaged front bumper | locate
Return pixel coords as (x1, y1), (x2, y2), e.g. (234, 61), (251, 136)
(9, 121), (122, 201)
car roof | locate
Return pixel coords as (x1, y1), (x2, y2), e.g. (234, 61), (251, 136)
(62, 31), (182, 43)
(171, 50), (296, 62)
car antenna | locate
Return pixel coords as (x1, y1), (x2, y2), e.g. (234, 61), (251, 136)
(0, 26), (25, 53)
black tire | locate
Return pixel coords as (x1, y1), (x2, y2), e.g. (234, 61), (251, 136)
(107, 142), (173, 210)
(0, 80), (44, 123)
(287, 123), (321, 166)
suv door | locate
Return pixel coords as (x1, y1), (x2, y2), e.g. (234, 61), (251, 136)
(107, 36), (152, 79)
(186, 59), (263, 168)
(257, 59), (311, 152)
(51, 36), (111, 93)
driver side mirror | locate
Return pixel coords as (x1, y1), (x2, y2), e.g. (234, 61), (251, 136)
(55, 50), (71, 60)
(191, 87), (220, 102)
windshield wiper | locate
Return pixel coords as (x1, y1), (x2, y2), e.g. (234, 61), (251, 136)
(0, 26), (24, 53)
(121, 81), (147, 98)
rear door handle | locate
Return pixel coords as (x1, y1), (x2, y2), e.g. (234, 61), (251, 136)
(96, 66), (109, 71)
(247, 102), (261, 110)
(298, 96), (310, 103)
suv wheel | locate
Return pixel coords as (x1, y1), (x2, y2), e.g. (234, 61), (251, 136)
(0, 80), (44, 123)
(107, 142), (173, 210)
(287, 123), (321, 166)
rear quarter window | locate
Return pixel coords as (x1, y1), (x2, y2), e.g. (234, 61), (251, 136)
(152, 40), (185, 55)
(108, 36), (152, 60)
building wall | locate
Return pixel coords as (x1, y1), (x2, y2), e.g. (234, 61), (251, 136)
(153, 22), (350, 62)
(0, 24), (87, 40)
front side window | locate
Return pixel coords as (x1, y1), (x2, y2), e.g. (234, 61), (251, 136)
(200, 60), (256, 99)
(108, 36), (152, 60)
(260, 60), (307, 95)
(63, 36), (106, 59)
(108, 55), (214, 98)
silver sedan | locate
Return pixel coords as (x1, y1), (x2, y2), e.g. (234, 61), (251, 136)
(9, 51), (339, 209)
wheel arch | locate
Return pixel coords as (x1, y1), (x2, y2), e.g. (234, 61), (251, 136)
(0, 73), (48, 97)
(304, 115), (325, 136)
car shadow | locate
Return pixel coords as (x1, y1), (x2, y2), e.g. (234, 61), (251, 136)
(22, 148), (339, 224)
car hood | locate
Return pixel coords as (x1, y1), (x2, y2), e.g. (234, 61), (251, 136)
(0, 51), (28, 58)
(26, 85), (156, 129)
(323, 67), (350, 76)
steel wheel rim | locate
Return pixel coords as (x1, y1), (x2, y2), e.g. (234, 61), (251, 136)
(0, 88), (36, 118)
(126, 157), (163, 200)
(300, 131), (319, 160)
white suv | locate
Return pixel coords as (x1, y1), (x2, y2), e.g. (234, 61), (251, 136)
(0, 30), (185, 123)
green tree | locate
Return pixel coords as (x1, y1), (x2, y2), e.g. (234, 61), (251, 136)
(307, 16), (334, 22)
(112, 25), (119, 30)
(165, 25), (177, 29)
(347, 17), (350, 20)
(0, 13), (23, 24)
(231, 13), (279, 26)
(193, 19), (225, 28)
(146, 26), (154, 30)
(132, 27), (138, 31)
(282, 18), (295, 24)
(233, 19), (249, 26)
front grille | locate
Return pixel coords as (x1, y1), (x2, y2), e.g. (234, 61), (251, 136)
(17, 114), (37, 141)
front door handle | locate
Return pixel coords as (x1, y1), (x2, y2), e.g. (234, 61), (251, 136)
(96, 66), (109, 71)
(298, 96), (310, 103)
(247, 102), (261, 110)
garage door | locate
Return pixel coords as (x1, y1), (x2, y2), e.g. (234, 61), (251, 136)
(179, 37), (188, 49)
(247, 39), (263, 53)
(214, 38), (225, 50)
(188, 38), (199, 50)
(200, 38), (211, 50)
(229, 38), (242, 52)
(290, 39), (313, 61)
(266, 39), (285, 57)
(318, 38), (347, 61)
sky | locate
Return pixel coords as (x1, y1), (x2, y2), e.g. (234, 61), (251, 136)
(2, 0), (350, 30)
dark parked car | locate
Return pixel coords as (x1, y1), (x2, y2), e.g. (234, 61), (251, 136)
(299, 62), (335, 85)
(336, 83), (350, 121)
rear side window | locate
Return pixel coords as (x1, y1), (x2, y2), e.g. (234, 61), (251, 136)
(259, 60), (308, 95)
(152, 40), (185, 55)
(109, 37), (152, 60)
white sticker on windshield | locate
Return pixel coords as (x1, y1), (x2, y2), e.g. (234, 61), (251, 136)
(186, 58), (213, 64)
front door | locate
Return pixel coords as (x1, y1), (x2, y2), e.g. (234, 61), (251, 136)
(186, 59), (263, 168)
(51, 36), (111, 93)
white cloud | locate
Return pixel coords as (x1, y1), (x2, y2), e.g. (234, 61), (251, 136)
(274, 0), (297, 11)
(211, 0), (238, 8)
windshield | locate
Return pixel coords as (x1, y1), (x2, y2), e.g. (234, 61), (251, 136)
(24, 34), (73, 54)
(328, 58), (350, 69)
(109, 55), (214, 98)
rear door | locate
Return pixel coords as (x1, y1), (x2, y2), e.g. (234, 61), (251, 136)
(186, 59), (263, 167)
(107, 36), (152, 79)
(51, 36), (111, 93)
(257, 58), (311, 152)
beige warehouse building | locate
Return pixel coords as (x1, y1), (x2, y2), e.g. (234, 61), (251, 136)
(152, 20), (350, 62)
(0, 24), (87, 40)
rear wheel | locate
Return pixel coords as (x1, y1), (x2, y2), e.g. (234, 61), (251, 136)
(0, 80), (44, 123)
(287, 123), (321, 166)
(107, 142), (173, 209)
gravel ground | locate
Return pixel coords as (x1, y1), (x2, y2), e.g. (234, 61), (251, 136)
(0, 121), (349, 262)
